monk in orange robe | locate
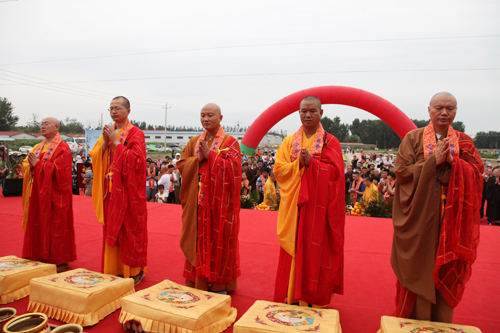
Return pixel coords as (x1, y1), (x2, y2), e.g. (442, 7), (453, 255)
(21, 117), (76, 272)
(177, 103), (241, 293)
(274, 96), (345, 307)
(90, 96), (147, 285)
(392, 92), (484, 322)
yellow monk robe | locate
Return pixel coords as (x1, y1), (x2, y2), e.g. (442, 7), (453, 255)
(362, 183), (379, 203)
(275, 132), (316, 305)
(264, 177), (277, 207)
(274, 127), (345, 307)
(89, 123), (147, 278)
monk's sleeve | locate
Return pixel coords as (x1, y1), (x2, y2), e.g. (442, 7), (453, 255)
(50, 145), (73, 220)
(274, 136), (304, 257)
(89, 135), (106, 225)
(21, 144), (41, 232)
(177, 138), (200, 266)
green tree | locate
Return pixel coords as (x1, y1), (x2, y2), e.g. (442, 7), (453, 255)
(412, 119), (465, 132)
(0, 98), (20, 131)
(59, 117), (85, 134)
(474, 131), (500, 149)
(320, 116), (349, 141)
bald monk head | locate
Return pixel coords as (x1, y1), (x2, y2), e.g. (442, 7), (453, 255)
(40, 117), (60, 140)
(428, 92), (457, 133)
(200, 103), (223, 136)
(299, 96), (323, 135)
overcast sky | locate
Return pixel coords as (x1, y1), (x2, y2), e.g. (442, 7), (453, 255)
(1, 0), (499, 138)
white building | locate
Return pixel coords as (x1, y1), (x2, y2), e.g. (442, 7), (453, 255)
(143, 130), (283, 148)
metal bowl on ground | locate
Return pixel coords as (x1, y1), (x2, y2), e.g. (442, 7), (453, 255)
(0, 307), (17, 330)
(50, 324), (83, 333)
(4, 313), (50, 333)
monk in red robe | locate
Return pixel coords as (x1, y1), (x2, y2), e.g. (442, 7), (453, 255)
(392, 92), (484, 322)
(274, 96), (345, 307)
(21, 117), (76, 272)
(177, 103), (241, 293)
(90, 96), (147, 285)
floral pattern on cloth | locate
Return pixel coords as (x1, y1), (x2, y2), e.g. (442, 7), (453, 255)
(0, 258), (30, 272)
(266, 309), (315, 327)
(64, 272), (105, 289)
(291, 123), (326, 162)
(195, 125), (226, 156)
(33, 133), (63, 162)
(155, 289), (201, 309)
(423, 121), (460, 159)
(104, 119), (134, 198)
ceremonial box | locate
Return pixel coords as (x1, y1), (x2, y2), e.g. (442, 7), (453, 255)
(234, 300), (341, 333)
(119, 279), (237, 333)
(378, 315), (482, 333)
(28, 268), (135, 326)
(0, 255), (56, 304)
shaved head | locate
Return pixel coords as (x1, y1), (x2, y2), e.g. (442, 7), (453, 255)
(430, 92), (457, 106)
(200, 103), (223, 133)
(201, 103), (221, 116)
(42, 117), (60, 127)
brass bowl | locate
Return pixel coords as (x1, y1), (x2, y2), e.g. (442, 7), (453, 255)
(50, 324), (83, 333)
(4, 313), (50, 333)
(0, 307), (17, 329)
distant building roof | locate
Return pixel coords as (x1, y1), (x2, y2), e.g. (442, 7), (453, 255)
(0, 131), (24, 136)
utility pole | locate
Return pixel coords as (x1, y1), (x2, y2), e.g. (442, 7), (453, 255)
(236, 121), (241, 139)
(162, 103), (171, 152)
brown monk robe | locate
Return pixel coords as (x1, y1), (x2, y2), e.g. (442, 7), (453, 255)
(177, 103), (241, 292)
(391, 92), (483, 322)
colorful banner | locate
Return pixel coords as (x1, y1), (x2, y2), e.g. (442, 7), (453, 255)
(85, 130), (102, 160)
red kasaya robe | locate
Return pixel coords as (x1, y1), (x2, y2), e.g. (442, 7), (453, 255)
(90, 125), (148, 270)
(392, 129), (484, 317)
(22, 140), (77, 265)
(274, 132), (345, 306)
(178, 132), (242, 288)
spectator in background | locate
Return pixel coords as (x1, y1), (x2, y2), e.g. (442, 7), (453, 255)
(372, 176), (383, 194)
(146, 161), (158, 202)
(155, 184), (168, 203)
(480, 168), (492, 218)
(345, 165), (353, 199)
(0, 155), (7, 188)
(242, 152), (248, 162)
(83, 161), (93, 196)
(486, 168), (500, 225)
(361, 167), (368, 178)
(383, 171), (396, 201)
(166, 164), (177, 203)
(172, 153), (181, 166)
(71, 160), (79, 195)
(174, 166), (181, 204)
(376, 154), (384, 169)
(256, 167), (270, 203)
(351, 155), (359, 168)
(348, 171), (365, 203)
(241, 171), (251, 196)
(156, 156), (162, 168)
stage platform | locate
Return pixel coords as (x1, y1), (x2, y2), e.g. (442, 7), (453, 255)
(0, 194), (499, 333)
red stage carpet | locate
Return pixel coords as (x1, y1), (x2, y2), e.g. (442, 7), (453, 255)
(1, 194), (499, 333)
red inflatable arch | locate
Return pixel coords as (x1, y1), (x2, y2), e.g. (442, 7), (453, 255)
(240, 86), (417, 155)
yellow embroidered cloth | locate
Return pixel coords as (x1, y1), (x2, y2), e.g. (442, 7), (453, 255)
(378, 316), (482, 333)
(28, 268), (134, 326)
(0, 256), (56, 304)
(119, 280), (236, 333)
(233, 300), (341, 333)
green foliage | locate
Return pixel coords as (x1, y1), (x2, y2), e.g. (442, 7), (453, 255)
(350, 118), (401, 149)
(320, 116), (350, 142)
(241, 189), (259, 209)
(362, 193), (393, 218)
(0, 98), (19, 131)
(475, 131), (500, 149)
(6, 139), (42, 151)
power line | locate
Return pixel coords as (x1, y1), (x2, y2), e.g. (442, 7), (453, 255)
(1, 67), (499, 86)
(1, 35), (498, 66)
(0, 69), (200, 115)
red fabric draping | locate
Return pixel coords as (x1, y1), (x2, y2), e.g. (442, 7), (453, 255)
(23, 142), (77, 265)
(274, 133), (345, 306)
(104, 126), (148, 268)
(184, 136), (242, 284)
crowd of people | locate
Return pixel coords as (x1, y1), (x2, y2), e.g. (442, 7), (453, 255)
(345, 152), (397, 205)
(8, 92), (500, 329)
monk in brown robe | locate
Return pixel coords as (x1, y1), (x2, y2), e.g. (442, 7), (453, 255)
(177, 103), (241, 293)
(391, 92), (484, 322)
